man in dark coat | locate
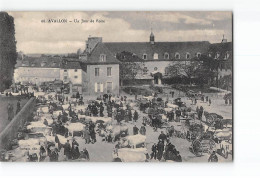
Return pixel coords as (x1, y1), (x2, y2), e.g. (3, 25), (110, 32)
(16, 99), (21, 114)
(79, 148), (90, 160)
(157, 140), (164, 161)
(133, 125), (139, 135)
(140, 125), (146, 135)
(151, 143), (157, 160)
(158, 131), (167, 143)
(208, 151), (218, 162)
(7, 103), (11, 121)
(133, 110), (138, 123)
(63, 140), (71, 160)
(175, 151), (182, 162)
(71, 138), (80, 160)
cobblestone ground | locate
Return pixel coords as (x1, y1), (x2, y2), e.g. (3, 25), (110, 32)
(7, 86), (232, 162)
(64, 87), (232, 162)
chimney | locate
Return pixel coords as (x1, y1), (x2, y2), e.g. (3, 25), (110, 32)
(221, 34), (227, 43)
(86, 36), (102, 53)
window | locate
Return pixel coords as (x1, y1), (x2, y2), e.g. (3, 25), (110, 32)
(31, 63), (35, 67)
(208, 53), (212, 57)
(220, 64), (223, 71)
(74, 76), (78, 78)
(95, 82), (103, 93)
(215, 52), (220, 59)
(107, 67), (112, 76)
(41, 62), (47, 67)
(175, 53), (180, 59)
(153, 53), (158, 60)
(165, 67), (169, 76)
(154, 67), (158, 71)
(143, 54), (147, 60)
(107, 82), (113, 93)
(224, 52), (230, 60)
(64, 76), (68, 80)
(64, 69), (67, 72)
(143, 67), (148, 75)
(100, 54), (106, 62)
(196, 52), (201, 58)
(186, 53), (190, 59)
(164, 53), (169, 59)
(74, 69), (78, 72)
(95, 68), (99, 76)
(52, 62), (57, 67)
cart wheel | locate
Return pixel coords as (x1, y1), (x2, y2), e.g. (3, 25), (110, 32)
(192, 140), (202, 157)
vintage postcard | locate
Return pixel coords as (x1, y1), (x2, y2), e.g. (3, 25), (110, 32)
(0, 11), (233, 162)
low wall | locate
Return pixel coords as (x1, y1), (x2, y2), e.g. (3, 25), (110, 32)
(0, 97), (36, 150)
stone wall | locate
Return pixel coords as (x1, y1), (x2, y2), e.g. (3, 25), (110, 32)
(0, 97), (36, 150)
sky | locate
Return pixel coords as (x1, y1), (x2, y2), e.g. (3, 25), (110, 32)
(8, 11), (232, 54)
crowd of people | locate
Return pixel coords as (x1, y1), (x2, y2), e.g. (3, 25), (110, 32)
(1, 80), (231, 163)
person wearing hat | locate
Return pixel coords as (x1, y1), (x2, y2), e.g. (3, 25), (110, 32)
(71, 138), (80, 160)
(151, 143), (157, 160)
(158, 131), (167, 143)
(63, 140), (71, 160)
(84, 126), (91, 144)
(7, 103), (11, 121)
(175, 151), (182, 162)
(79, 148), (90, 161)
(157, 140), (164, 161)
(208, 151), (218, 162)
(16, 99), (21, 114)
(133, 125), (139, 135)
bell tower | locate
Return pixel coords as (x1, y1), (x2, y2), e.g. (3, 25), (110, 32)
(150, 28), (155, 45)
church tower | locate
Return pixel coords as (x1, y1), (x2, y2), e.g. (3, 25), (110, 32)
(150, 29), (155, 45)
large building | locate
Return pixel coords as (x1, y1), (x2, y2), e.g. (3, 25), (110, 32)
(14, 32), (232, 95)
(80, 42), (120, 96)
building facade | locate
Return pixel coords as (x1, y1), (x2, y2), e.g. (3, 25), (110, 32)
(80, 42), (120, 96)
(13, 33), (232, 94)
(14, 57), (62, 85)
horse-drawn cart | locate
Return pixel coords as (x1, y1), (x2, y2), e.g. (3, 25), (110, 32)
(190, 138), (216, 157)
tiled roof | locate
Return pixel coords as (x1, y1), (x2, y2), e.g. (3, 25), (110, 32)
(61, 60), (82, 69)
(104, 41), (211, 61)
(16, 57), (62, 68)
(86, 43), (120, 64)
(208, 42), (233, 60)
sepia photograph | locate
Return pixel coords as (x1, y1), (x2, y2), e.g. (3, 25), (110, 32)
(0, 11), (233, 162)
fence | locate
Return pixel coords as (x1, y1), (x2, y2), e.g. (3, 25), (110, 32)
(0, 97), (36, 150)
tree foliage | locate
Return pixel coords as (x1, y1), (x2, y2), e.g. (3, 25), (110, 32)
(0, 12), (17, 91)
(116, 51), (143, 85)
(167, 55), (216, 85)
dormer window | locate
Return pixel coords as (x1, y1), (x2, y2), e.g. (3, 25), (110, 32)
(224, 52), (230, 60)
(41, 62), (47, 67)
(196, 52), (201, 58)
(186, 53), (191, 59)
(52, 62), (57, 67)
(175, 53), (180, 59)
(153, 53), (158, 60)
(164, 53), (169, 59)
(31, 63), (35, 67)
(143, 53), (147, 60)
(215, 52), (220, 59)
(100, 54), (106, 62)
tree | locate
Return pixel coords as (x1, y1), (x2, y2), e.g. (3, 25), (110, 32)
(167, 55), (216, 86)
(0, 12), (17, 91)
(167, 61), (200, 85)
(116, 51), (143, 86)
